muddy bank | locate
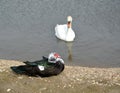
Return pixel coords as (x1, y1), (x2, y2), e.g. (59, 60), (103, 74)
(0, 59), (120, 93)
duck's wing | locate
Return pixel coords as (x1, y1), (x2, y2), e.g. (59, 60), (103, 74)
(39, 61), (65, 77)
(23, 57), (48, 66)
(11, 65), (40, 76)
(42, 56), (48, 61)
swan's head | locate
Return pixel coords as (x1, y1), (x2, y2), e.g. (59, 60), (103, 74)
(67, 16), (72, 22)
(67, 16), (72, 28)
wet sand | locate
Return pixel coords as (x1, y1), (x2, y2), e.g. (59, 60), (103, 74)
(0, 59), (120, 93)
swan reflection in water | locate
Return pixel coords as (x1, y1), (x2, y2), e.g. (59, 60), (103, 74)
(66, 42), (73, 61)
(56, 39), (73, 62)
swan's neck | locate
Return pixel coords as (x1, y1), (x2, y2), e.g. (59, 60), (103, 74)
(67, 21), (72, 29)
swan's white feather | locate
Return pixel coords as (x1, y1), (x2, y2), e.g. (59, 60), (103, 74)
(55, 24), (75, 42)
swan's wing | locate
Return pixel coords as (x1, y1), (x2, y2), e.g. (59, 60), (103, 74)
(55, 24), (66, 32)
(55, 24), (67, 40)
(66, 29), (75, 41)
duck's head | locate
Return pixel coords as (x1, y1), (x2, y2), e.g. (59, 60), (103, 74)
(48, 52), (64, 64)
(67, 16), (72, 28)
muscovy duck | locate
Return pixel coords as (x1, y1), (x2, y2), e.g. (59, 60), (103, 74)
(11, 52), (64, 77)
(55, 16), (75, 42)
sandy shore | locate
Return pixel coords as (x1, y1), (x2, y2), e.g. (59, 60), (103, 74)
(0, 59), (120, 93)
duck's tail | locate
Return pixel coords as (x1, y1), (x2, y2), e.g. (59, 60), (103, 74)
(11, 66), (27, 74)
(11, 65), (41, 76)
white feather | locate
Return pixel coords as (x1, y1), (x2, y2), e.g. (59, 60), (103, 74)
(38, 65), (44, 71)
(55, 24), (75, 42)
(55, 16), (75, 42)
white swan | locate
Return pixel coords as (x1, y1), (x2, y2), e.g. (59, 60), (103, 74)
(55, 16), (75, 42)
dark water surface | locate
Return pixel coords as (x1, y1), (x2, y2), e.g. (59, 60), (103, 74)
(0, 0), (120, 67)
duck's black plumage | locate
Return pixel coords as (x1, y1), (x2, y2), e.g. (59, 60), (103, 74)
(11, 56), (64, 77)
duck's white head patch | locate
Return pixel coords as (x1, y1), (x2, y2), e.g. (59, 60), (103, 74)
(48, 52), (64, 63)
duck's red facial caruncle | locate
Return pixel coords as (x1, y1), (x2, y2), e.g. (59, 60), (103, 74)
(48, 52), (63, 63)
(54, 53), (61, 59)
